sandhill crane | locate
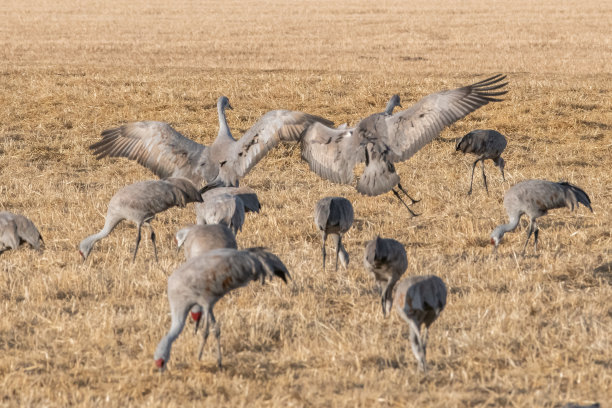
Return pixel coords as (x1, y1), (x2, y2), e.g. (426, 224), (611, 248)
(79, 177), (203, 262)
(455, 129), (507, 195)
(301, 74), (508, 216)
(175, 224), (237, 260)
(89, 96), (333, 189)
(314, 196), (354, 271)
(175, 223), (239, 332)
(394, 275), (447, 372)
(201, 185), (261, 214)
(0, 212), (43, 254)
(363, 237), (408, 316)
(490, 180), (592, 253)
(153, 247), (290, 371)
(195, 193), (245, 235)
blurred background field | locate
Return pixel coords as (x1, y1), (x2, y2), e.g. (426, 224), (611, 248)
(0, 0), (610, 406)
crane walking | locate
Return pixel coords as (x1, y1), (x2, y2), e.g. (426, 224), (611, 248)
(490, 179), (592, 253)
(455, 129), (507, 195)
(153, 247), (290, 371)
(314, 196), (354, 271)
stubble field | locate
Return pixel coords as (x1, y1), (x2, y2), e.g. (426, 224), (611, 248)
(0, 0), (611, 406)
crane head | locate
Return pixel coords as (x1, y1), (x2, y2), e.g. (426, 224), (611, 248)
(155, 358), (166, 372)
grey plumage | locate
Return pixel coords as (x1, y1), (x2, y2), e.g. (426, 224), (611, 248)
(79, 177), (203, 262)
(175, 224), (237, 260)
(301, 75), (508, 215)
(195, 193), (245, 235)
(201, 185), (261, 214)
(456, 129), (507, 194)
(363, 237), (408, 316)
(0, 212), (43, 254)
(314, 196), (354, 271)
(394, 275), (447, 372)
(90, 96), (333, 189)
(491, 179), (593, 253)
(175, 223), (239, 333)
(153, 247), (290, 371)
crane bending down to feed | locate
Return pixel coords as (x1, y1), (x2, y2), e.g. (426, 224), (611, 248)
(79, 178), (203, 262)
(0, 212), (43, 254)
(490, 180), (592, 253)
(363, 237), (408, 316)
(301, 74), (508, 216)
(314, 196), (354, 271)
(175, 223), (239, 333)
(394, 275), (447, 372)
(153, 247), (290, 371)
(455, 129), (507, 195)
(89, 96), (333, 189)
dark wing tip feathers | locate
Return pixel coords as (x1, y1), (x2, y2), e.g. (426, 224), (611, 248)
(469, 74), (508, 103)
(559, 182), (593, 212)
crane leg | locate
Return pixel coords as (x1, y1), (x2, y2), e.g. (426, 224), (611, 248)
(499, 165), (505, 182)
(211, 311), (222, 368)
(392, 189), (419, 217)
(522, 221), (534, 255)
(132, 223), (143, 262)
(335, 238), (341, 272)
(408, 322), (426, 372)
(533, 222), (539, 252)
(422, 325), (429, 360)
(397, 183), (420, 204)
(321, 233), (327, 272)
(468, 159), (479, 195)
(149, 226), (158, 263)
(481, 160), (488, 193)
(198, 310), (211, 360)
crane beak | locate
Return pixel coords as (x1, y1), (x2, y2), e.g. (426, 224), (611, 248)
(228, 104), (233, 110)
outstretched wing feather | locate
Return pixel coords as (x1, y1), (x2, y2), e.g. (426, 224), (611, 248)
(90, 121), (206, 184)
(385, 74), (508, 162)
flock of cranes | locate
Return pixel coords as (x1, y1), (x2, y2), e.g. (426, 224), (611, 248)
(0, 74), (595, 373)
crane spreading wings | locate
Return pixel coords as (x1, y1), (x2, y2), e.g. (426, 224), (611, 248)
(300, 74), (508, 202)
(89, 96), (334, 188)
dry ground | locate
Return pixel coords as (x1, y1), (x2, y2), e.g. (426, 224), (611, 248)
(1, 0), (611, 406)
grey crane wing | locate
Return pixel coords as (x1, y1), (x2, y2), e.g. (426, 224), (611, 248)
(407, 276), (447, 312)
(0, 217), (19, 251)
(220, 110), (335, 184)
(12, 214), (43, 250)
(301, 123), (364, 185)
(202, 186), (261, 213)
(90, 121), (207, 185)
(314, 198), (332, 230)
(329, 198), (354, 231)
(384, 74), (508, 162)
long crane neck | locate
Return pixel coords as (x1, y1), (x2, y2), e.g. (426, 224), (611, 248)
(216, 103), (234, 142)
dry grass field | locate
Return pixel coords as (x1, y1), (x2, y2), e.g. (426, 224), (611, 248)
(1, 0), (611, 406)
